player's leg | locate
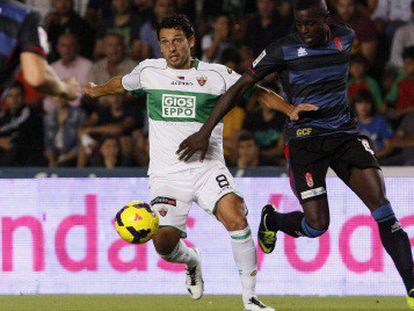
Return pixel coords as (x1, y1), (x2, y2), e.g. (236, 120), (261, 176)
(215, 193), (274, 311)
(151, 226), (203, 299)
(258, 138), (331, 253)
(332, 135), (413, 305)
(195, 163), (273, 310)
(149, 174), (204, 299)
(345, 167), (414, 302)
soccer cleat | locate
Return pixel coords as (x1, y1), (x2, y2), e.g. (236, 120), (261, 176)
(408, 289), (414, 309)
(258, 204), (278, 254)
(244, 296), (275, 311)
(186, 248), (204, 300)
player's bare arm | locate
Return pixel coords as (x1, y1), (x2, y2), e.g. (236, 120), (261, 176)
(176, 73), (255, 162)
(255, 85), (319, 121)
(21, 52), (80, 101)
(176, 73), (319, 161)
(83, 76), (126, 98)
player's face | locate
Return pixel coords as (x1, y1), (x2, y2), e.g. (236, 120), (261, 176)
(159, 28), (194, 69)
(294, 8), (327, 47)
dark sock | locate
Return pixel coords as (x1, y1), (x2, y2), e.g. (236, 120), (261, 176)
(266, 211), (305, 238)
(373, 204), (414, 293)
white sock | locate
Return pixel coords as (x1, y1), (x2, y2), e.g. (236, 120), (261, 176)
(159, 240), (199, 269)
(230, 226), (257, 305)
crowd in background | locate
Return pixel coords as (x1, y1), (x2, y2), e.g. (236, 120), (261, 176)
(2, 0), (414, 168)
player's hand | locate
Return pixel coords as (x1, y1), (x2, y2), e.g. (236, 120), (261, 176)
(176, 130), (210, 162)
(289, 103), (319, 121)
(83, 82), (99, 98)
(61, 77), (81, 101)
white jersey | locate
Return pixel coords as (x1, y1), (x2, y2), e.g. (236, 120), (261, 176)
(122, 58), (241, 176)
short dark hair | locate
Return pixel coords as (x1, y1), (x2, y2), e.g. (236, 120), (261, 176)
(295, 0), (329, 15)
(402, 46), (414, 60)
(156, 14), (195, 39)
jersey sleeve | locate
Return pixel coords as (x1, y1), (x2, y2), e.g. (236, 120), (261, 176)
(246, 41), (284, 81)
(20, 11), (47, 57)
(121, 62), (145, 91)
(214, 64), (242, 92)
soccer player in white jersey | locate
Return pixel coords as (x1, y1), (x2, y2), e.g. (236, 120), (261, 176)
(84, 15), (316, 311)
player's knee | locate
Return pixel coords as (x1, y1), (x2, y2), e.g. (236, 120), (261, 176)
(224, 214), (248, 232)
(304, 216), (330, 233)
(152, 231), (180, 255)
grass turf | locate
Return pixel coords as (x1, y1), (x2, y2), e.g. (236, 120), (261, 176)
(0, 295), (408, 311)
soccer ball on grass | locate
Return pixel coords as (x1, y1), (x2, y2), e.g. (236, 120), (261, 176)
(114, 201), (159, 244)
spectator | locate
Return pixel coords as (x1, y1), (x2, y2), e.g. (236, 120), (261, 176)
(331, 0), (379, 63)
(201, 13), (235, 63)
(89, 135), (127, 168)
(347, 54), (383, 108)
(0, 82), (44, 166)
(140, 0), (176, 58)
(176, 0), (196, 22)
(352, 90), (393, 158)
(43, 33), (92, 111)
(389, 1), (414, 69)
(131, 0), (154, 24)
(243, 98), (285, 166)
(385, 46), (414, 120)
(43, 96), (86, 167)
(88, 32), (136, 86)
(78, 94), (141, 167)
(382, 113), (414, 165)
(220, 49), (245, 164)
(94, 0), (145, 60)
(245, 0), (288, 56)
(84, 0), (113, 30)
(236, 130), (260, 169)
(372, 0), (412, 39)
(45, 0), (95, 61)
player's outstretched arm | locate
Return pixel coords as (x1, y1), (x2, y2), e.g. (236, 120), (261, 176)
(21, 52), (80, 101)
(255, 86), (319, 121)
(83, 76), (126, 98)
(177, 73), (255, 162)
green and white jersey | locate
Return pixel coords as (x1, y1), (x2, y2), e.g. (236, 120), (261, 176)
(122, 58), (241, 175)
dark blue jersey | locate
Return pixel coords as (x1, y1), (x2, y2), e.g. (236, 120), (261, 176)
(247, 24), (358, 141)
(0, 0), (46, 96)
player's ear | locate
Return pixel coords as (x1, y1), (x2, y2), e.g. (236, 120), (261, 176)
(188, 35), (195, 49)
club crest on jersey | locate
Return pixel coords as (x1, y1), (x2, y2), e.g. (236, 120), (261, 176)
(305, 172), (314, 188)
(158, 207), (168, 217)
(196, 75), (207, 86)
(298, 47), (308, 57)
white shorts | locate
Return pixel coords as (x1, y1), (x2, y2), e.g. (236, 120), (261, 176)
(149, 161), (243, 237)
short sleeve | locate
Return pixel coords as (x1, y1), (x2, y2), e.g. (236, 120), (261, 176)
(121, 62), (145, 91)
(20, 11), (47, 56)
(246, 41), (284, 81)
(209, 64), (241, 92)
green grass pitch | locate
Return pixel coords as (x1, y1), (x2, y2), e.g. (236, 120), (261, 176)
(0, 295), (409, 311)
